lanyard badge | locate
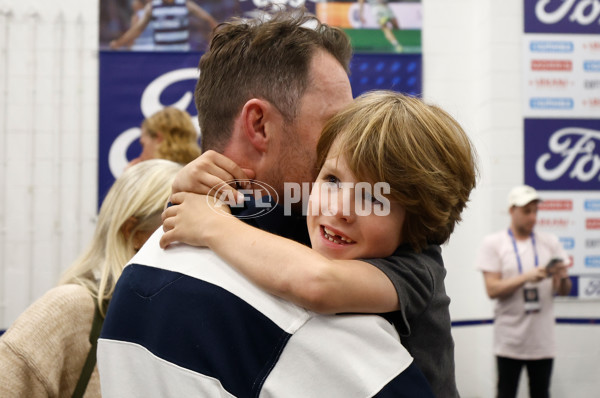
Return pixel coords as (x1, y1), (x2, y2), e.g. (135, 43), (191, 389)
(523, 286), (541, 313)
(508, 229), (541, 314)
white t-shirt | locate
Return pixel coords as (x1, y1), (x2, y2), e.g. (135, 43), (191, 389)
(476, 229), (568, 359)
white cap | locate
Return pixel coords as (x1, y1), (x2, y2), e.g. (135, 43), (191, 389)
(507, 185), (541, 208)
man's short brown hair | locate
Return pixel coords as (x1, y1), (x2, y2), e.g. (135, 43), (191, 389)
(195, 11), (352, 152)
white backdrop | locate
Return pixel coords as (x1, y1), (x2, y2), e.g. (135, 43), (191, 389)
(0, 0), (98, 328)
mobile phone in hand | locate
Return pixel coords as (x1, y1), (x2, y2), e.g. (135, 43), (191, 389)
(545, 258), (562, 276)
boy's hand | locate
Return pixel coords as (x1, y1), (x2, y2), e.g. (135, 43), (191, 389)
(160, 192), (231, 249)
(171, 150), (255, 204)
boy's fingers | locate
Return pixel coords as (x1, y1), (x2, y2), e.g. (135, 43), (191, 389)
(172, 150), (255, 196)
(159, 231), (174, 249)
(161, 202), (179, 223)
(161, 211), (177, 232)
(208, 186), (244, 205)
(241, 168), (256, 181)
(204, 162), (237, 187)
(169, 192), (186, 205)
(208, 151), (254, 186)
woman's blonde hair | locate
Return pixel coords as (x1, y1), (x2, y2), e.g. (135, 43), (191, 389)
(59, 159), (182, 315)
(143, 107), (201, 164)
(316, 90), (478, 252)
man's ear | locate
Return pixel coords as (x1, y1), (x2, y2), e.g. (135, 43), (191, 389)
(240, 99), (281, 154)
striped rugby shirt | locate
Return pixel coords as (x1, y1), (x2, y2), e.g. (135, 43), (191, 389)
(151, 0), (190, 51)
(98, 202), (433, 397)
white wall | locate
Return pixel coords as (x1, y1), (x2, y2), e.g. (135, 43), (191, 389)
(0, 0), (598, 397)
(423, 0), (600, 397)
(0, 0), (98, 326)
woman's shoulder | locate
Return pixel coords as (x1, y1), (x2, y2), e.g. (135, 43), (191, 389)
(2, 285), (94, 342)
(0, 286), (97, 397)
(45, 283), (94, 302)
(33, 284), (95, 317)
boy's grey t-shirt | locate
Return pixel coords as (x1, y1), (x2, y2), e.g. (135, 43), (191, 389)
(365, 244), (459, 398)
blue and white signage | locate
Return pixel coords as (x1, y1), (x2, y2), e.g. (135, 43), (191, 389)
(99, 51), (201, 203)
(523, 1), (600, 286)
(524, 118), (600, 190)
(525, 0), (600, 34)
(523, 33), (600, 118)
(578, 276), (600, 299)
(523, 1), (600, 118)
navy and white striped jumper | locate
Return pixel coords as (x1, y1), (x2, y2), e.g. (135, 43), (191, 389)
(98, 201), (434, 397)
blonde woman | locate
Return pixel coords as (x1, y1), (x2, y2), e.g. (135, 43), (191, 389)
(0, 159), (181, 397)
(128, 107), (201, 167)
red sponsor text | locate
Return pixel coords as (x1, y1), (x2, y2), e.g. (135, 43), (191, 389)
(539, 200), (573, 211)
(531, 60), (572, 71)
(538, 218), (570, 228)
(586, 218), (600, 229)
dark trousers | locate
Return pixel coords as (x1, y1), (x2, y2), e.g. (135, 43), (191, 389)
(496, 356), (554, 398)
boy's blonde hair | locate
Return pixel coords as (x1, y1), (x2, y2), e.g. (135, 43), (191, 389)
(316, 90), (478, 252)
(143, 107), (201, 164)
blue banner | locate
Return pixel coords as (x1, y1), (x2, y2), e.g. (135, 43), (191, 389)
(98, 51), (422, 205)
(99, 51), (201, 203)
(525, 0), (600, 34)
(349, 53), (421, 98)
(524, 118), (600, 190)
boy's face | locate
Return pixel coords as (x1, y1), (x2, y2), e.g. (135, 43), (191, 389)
(306, 140), (405, 260)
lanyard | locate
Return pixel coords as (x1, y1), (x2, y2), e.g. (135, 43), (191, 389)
(508, 229), (539, 274)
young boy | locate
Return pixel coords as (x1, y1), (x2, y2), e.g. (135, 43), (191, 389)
(161, 90), (478, 398)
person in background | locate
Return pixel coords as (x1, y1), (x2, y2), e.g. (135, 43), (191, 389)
(0, 159), (181, 398)
(161, 90), (478, 398)
(126, 0), (155, 51)
(98, 11), (434, 397)
(128, 107), (201, 168)
(476, 185), (572, 398)
(358, 0), (403, 52)
(110, 0), (218, 51)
